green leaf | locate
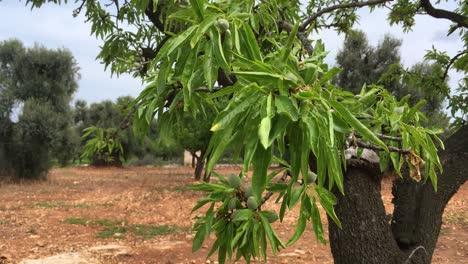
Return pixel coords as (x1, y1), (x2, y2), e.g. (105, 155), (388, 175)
(206, 124), (235, 172)
(289, 186), (303, 208)
(267, 183), (288, 192)
(203, 41), (218, 90)
(286, 199), (307, 246)
(309, 196), (326, 244)
(189, 0), (205, 21)
(191, 14), (218, 47)
(329, 100), (389, 152)
(327, 146), (344, 194)
(282, 22), (299, 62)
(259, 213), (278, 256)
(240, 23), (262, 61)
(276, 96), (299, 121)
(211, 86), (259, 132)
(231, 209), (253, 222)
(192, 224), (206, 252)
(319, 67), (341, 85)
(155, 25), (198, 61)
(252, 146), (272, 201)
(315, 185), (341, 228)
(188, 183), (231, 192)
(258, 117), (271, 149)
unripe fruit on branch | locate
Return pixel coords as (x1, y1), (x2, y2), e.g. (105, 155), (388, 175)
(228, 197), (238, 211)
(244, 186), (253, 198)
(306, 171), (317, 184)
(247, 196), (259, 210)
(228, 174), (242, 189)
(216, 18), (230, 32)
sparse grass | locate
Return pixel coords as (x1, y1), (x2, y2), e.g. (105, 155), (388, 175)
(133, 224), (187, 239)
(97, 226), (127, 239)
(446, 214), (468, 226)
(154, 186), (189, 193)
(35, 201), (114, 209)
(63, 217), (187, 239)
(63, 217), (91, 225)
(0, 219), (8, 225)
(172, 186), (188, 192)
(92, 219), (125, 227)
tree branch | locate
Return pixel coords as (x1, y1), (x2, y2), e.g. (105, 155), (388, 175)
(299, 0), (393, 32)
(420, 0), (468, 29)
(355, 132), (403, 142)
(351, 138), (411, 154)
(277, 20), (314, 55)
(145, 0), (167, 33)
(442, 50), (467, 80)
(259, 170), (289, 207)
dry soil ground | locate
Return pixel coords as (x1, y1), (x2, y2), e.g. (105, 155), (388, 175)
(0, 166), (466, 264)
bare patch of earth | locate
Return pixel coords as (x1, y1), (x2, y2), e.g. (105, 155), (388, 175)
(0, 166), (466, 263)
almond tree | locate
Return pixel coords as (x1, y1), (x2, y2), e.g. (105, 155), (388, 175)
(26, 0), (467, 263)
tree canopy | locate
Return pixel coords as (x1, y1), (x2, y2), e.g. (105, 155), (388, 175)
(24, 0), (468, 263)
(0, 39), (79, 179)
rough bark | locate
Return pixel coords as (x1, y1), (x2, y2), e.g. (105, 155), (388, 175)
(194, 151), (206, 181)
(328, 165), (406, 264)
(328, 125), (468, 264)
(391, 125), (468, 262)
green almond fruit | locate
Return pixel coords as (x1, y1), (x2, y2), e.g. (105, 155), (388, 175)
(227, 174), (242, 189)
(307, 171), (317, 184)
(228, 197), (238, 211)
(244, 186), (253, 198)
(215, 18), (230, 32)
(247, 196), (259, 210)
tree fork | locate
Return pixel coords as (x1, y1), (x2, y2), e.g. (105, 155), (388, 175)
(391, 125), (468, 262)
(329, 125), (468, 264)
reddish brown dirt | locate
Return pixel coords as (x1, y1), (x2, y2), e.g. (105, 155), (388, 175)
(0, 166), (466, 264)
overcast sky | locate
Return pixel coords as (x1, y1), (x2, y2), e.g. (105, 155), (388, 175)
(0, 1), (464, 105)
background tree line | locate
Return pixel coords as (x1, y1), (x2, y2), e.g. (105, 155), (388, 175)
(0, 39), (211, 180)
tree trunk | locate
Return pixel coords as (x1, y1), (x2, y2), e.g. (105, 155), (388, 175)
(328, 125), (468, 264)
(391, 125), (468, 262)
(203, 168), (211, 182)
(328, 165), (406, 264)
(194, 151), (205, 181)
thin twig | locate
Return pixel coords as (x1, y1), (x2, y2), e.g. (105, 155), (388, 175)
(352, 138), (411, 154)
(442, 50), (467, 80)
(355, 132), (403, 142)
(260, 170), (289, 207)
(277, 20), (314, 55)
(299, 0), (392, 32)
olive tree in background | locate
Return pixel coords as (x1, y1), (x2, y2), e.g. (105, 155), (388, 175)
(26, 0), (468, 263)
(0, 39), (79, 179)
